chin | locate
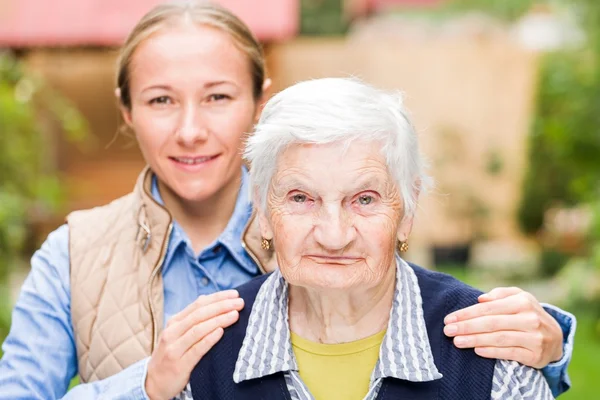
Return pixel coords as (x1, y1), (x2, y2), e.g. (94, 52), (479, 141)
(297, 265), (367, 291)
(170, 181), (220, 203)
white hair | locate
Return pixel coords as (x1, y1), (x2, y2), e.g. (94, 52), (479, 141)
(244, 77), (432, 218)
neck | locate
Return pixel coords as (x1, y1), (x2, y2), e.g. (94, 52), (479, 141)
(288, 264), (396, 344)
(158, 171), (242, 253)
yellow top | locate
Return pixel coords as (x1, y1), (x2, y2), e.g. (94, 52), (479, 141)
(290, 329), (386, 400)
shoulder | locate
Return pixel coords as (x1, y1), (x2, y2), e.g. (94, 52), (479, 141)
(67, 191), (137, 226)
(66, 192), (138, 249)
(189, 274), (274, 398)
(235, 273), (273, 304)
(24, 223), (71, 302)
(35, 224), (70, 276)
(407, 262), (483, 313)
(492, 360), (555, 399)
(405, 263), (499, 397)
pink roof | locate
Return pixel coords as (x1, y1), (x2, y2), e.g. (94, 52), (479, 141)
(0, 0), (298, 47)
(347, 0), (444, 19)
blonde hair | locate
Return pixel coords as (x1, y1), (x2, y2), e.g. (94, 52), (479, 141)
(116, 0), (265, 108)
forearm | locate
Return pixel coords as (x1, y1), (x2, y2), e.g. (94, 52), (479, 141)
(0, 225), (76, 399)
(540, 303), (576, 397)
(61, 358), (150, 400)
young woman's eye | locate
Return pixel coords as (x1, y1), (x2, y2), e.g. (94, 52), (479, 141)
(208, 94), (230, 102)
(149, 96), (171, 105)
(292, 194), (307, 203)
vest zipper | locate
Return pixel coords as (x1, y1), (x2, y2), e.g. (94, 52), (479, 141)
(241, 215), (267, 275)
(241, 237), (266, 275)
(148, 222), (173, 351)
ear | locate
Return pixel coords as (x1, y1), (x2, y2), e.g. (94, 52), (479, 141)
(397, 183), (421, 241)
(254, 78), (272, 122)
(397, 214), (414, 243)
(254, 188), (274, 240)
(115, 88), (133, 128)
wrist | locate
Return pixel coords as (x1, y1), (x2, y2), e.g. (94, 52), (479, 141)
(144, 373), (162, 400)
(551, 345), (564, 363)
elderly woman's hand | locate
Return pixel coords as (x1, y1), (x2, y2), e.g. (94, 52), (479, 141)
(443, 287), (563, 369)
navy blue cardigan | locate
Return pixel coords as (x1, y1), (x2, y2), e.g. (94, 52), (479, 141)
(190, 264), (497, 399)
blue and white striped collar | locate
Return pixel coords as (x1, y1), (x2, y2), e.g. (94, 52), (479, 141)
(233, 257), (443, 384)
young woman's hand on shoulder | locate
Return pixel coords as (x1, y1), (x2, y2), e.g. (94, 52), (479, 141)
(145, 290), (244, 400)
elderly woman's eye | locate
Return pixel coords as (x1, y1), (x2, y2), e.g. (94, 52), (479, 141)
(291, 194), (307, 203)
(358, 195), (374, 205)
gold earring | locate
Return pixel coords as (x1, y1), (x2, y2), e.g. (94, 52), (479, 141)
(261, 238), (271, 250)
(399, 241), (409, 253)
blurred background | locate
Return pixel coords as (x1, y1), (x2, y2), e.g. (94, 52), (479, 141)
(0, 0), (599, 397)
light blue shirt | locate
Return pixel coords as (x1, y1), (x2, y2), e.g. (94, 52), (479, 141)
(0, 167), (575, 399)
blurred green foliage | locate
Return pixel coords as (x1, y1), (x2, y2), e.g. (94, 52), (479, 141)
(300, 0), (348, 35)
(441, 0), (541, 21)
(0, 52), (86, 340)
(518, 0), (600, 234)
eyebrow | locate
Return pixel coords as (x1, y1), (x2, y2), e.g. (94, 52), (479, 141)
(141, 84), (172, 93)
(349, 175), (386, 193)
(140, 80), (238, 94)
(276, 174), (386, 195)
(275, 176), (312, 192)
(204, 80), (237, 89)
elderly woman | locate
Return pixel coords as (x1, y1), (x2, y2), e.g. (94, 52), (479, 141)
(187, 78), (555, 400)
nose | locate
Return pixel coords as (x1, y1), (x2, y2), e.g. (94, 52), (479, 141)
(313, 203), (356, 251)
(175, 103), (208, 146)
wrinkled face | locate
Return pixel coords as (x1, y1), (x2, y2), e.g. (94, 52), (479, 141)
(259, 141), (414, 291)
(122, 24), (260, 202)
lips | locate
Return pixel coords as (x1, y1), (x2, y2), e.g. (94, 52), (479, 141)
(306, 255), (362, 265)
(170, 155), (219, 165)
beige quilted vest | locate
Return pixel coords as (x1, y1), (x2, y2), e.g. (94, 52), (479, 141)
(68, 167), (275, 383)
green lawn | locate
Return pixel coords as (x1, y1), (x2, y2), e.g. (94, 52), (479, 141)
(560, 315), (600, 399)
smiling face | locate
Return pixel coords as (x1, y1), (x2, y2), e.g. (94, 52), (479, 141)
(121, 24), (261, 203)
(259, 141), (414, 291)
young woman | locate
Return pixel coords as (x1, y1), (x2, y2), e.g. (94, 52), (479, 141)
(0, 2), (574, 400)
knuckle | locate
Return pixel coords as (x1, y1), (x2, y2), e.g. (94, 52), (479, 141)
(159, 332), (171, 346)
(517, 295), (532, 310)
(509, 347), (519, 361)
(191, 324), (202, 338)
(164, 345), (177, 361)
(487, 318), (499, 332)
(535, 332), (546, 349)
(480, 303), (492, 316)
(532, 352), (543, 367)
(528, 313), (542, 329)
(535, 331), (546, 342)
(496, 332), (508, 347)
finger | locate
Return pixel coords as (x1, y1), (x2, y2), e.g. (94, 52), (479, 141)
(181, 327), (225, 369)
(168, 290), (240, 324)
(444, 314), (532, 337)
(453, 331), (536, 351)
(178, 310), (240, 355)
(444, 295), (528, 324)
(474, 346), (537, 366)
(478, 287), (522, 302)
(170, 297), (244, 338)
